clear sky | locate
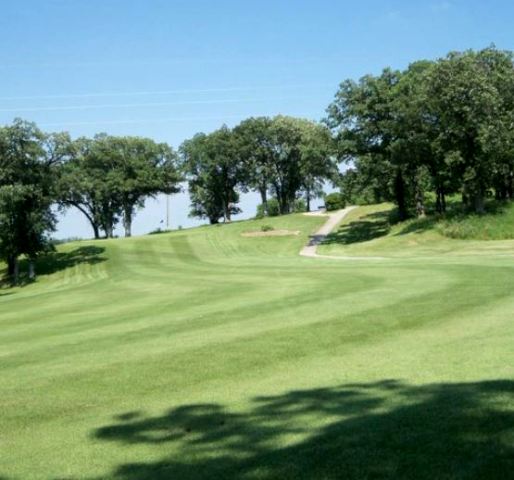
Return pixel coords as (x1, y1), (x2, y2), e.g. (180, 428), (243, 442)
(1, 0), (513, 238)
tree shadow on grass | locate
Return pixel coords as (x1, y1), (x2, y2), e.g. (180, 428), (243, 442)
(322, 210), (392, 245)
(394, 215), (441, 236)
(83, 379), (514, 480)
(0, 246), (106, 288)
(32, 246), (106, 276)
(395, 200), (512, 237)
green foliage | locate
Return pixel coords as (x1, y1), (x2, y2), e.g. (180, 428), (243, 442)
(292, 198), (307, 212)
(438, 202), (514, 240)
(256, 198), (280, 218)
(0, 119), (61, 281)
(324, 192), (346, 211)
(260, 224), (274, 232)
(59, 135), (181, 238)
(327, 46), (514, 219)
(235, 116), (336, 214)
(180, 126), (242, 224)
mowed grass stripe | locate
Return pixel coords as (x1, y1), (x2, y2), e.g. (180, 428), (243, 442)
(1, 211), (514, 479)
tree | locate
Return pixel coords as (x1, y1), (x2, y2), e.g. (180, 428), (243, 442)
(99, 136), (181, 237)
(327, 47), (514, 217)
(236, 116), (335, 215)
(234, 117), (274, 215)
(180, 127), (242, 224)
(60, 135), (181, 238)
(297, 119), (337, 211)
(58, 136), (120, 239)
(0, 120), (60, 283)
(326, 69), (412, 219)
(426, 47), (514, 213)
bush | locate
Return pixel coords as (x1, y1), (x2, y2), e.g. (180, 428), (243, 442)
(256, 198), (280, 218)
(325, 192), (346, 211)
(256, 197), (306, 217)
(293, 198), (306, 213)
(261, 224), (274, 232)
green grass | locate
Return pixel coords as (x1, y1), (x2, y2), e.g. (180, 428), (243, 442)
(319, 202), (514, 258)
(1, 210), (514, 479)
(439, 201), (514, 240)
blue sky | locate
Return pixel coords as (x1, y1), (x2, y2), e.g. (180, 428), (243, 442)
(1, 0), (513, 238)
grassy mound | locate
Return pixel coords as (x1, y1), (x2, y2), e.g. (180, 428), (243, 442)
(319, 202), (514, 258)
(439, 202), (514, 240)
(1, 212), (514, 479)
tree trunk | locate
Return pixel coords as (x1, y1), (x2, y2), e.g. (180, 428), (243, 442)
(13, 257), (19, 285)
(224, 197), (232, 223)
(104, 223), (114, 238)
(220, 199), (228, 223)
(462, 191), (469, 208)
(7, 255), (16, 278)
(73, 204), (101, 239)
(415, 187), (425, 217)
(280, 197), (290, 215)
(394, 168), (408, 221)
(435, 189), (442, 214)
(259, 187), (268, 216)
(28, 259), (36, 280)
(306, 188), (311, 212)
(474, 192), (485, 214)
(123, 206), (132, 237)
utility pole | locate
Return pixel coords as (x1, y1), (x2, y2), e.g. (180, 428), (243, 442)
(166, 194), (170, 230)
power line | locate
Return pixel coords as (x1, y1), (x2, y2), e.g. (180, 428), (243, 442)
(0, 96), (310, 113)
(0, 83), (333, 102)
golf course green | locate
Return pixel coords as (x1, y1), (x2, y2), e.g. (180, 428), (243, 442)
(1, 206), (514, 479)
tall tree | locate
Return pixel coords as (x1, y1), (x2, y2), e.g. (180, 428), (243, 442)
(236, 116), (335, 215)
(297, 119), (337, 211)
(100, 136), (181, 237)
(58, 136), (120, 239)
(426, 47), (514, 213)
(60, 135), (181, 238)
(326, 69), (412, 219)
(0, 120), (60, 282)
(180, 126), (242, 224)
(234, 117), (274, 215)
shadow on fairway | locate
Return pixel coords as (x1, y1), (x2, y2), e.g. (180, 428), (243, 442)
(86, 379), (514, 480)
(33, 246), (106, 276)
(1, 246), (106, 288)
(323, 210), (392, 245)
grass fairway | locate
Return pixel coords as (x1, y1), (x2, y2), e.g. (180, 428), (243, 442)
(1, 209), (514, 479)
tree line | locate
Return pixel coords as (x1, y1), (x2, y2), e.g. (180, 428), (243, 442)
(0, 123), (181, 282)
(328, 46), (514, 220)
(1, 46), (513, 282)
(0, 115), (336, 283)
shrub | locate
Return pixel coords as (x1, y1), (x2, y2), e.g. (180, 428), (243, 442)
(325, 192), (346, 211)
(293, 198), (306, 213)
(256, 197), (306, 217)
(256, 198), (281, 218)
(261, 224), (274, 232)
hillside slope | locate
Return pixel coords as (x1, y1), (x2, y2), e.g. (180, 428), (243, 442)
(1, 211), (514, 479)
(318, 203), (514, 258)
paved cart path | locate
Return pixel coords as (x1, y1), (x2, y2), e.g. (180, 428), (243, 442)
(300, 206), (386, 260)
